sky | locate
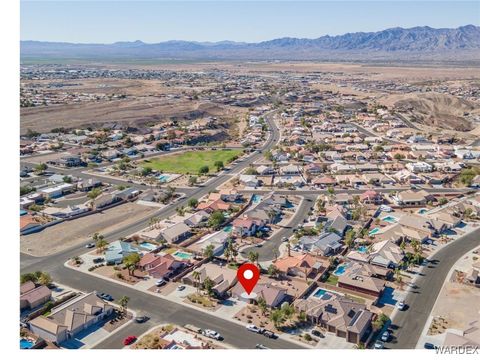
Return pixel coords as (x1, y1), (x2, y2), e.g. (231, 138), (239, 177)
(20, 1), (480, 43)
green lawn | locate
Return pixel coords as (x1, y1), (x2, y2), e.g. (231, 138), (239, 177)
(143, 149), (243, 175)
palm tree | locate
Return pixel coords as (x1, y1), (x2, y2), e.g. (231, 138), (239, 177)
(286, 241), (292, 257)
(202, 277), (215, 298)
(192, 271), (201, 293)
(118, 296), (130, 314)
(123, 253), (141, 276)
(394, 268), (404, 290)
(248, 251), (259, 267)
(257, 296), (268, 316)
(270, 309), (284, 329)
(203, 244), (215, 261)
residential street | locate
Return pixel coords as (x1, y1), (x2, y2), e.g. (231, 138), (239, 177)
(390, 226), (480, 349)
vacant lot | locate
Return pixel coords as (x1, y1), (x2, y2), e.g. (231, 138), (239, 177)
(142, 149), (243, 174)
(20, 202), (155, 256)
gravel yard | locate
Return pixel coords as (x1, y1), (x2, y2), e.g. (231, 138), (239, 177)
(21, 202), (156, 256)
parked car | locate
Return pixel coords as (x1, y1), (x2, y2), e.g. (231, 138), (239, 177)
(155, 278), (166, 286)
(184, 324), (202, 334)
(255, 344), (269, 349)
(97, 293), (113, 301)
(246, 324), (264, 333)
(263, 330), (277, 339)
(202, 329), (222, 340)
(311, 329), (324, 338)
(177, 285), (186, 291)
(123, 336), (137, 346)
(374, 340), (385, 349)
(93, 257), (104, 264)
(396, 301), (406, 311)
(85, 243), (95, 249)
(381, 330), (390, 342)
(424, 342), (437, 350)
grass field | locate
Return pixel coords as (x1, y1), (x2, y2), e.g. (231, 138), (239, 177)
(143, 149), (243, 174)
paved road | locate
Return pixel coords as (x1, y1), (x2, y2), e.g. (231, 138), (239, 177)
(241, 195), (316, 261)
(389, 227), (480, 349)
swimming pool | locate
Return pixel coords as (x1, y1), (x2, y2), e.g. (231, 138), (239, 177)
(313, 288), (334, 300)
(418, 208), (428, 214)
(20, 338), (34, 349)
(382, 215), (398, 224)
(252, 194), (262, 203)
(333, 264), (347, 276)
(369, 228), (380, 236)
(173, 251), (193, 260)
(357, 245), (368, 254)
(139, 242), (158, 251)
(157, 174), (170, 183)
(223, 225), (233, 233)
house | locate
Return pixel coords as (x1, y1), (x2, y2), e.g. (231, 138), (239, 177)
(347, 240), (404, 268)
(182, 263), (237, 297)
(231, 282), (287, 307)
(105, 240), (137, 265)
(195, 230), (229, 255)
(20, 215), (43, 235)
(231, 218), (260, 237)
(160, 222), (192, 243)
(239, 174), (260, 187)
(256, 165), (275, 175)
(322, 209), (348, 236)
(406, 161), (433, 173)
(274, 253), (328, 279)
(337, 272), (385, 298)
(359, 190), (383, 205)
(184, 211), (209, 228)
(29, 292), (113, 344)
(280, 164), (301, 176)
(197, 199), (231, 213)
(92, 192), (121, 209)
(294, 294), (373, 344)
(77, 179), (102, 192)
(298, 232), (343, 256)
(393, 190), (434, 206)
(20, 281), (51, 310)
(138, 253), (187, 279)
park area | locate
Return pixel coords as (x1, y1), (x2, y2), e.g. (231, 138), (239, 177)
(142, 149), (243, 174)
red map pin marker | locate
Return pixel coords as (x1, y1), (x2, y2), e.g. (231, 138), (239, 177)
(237, 263), (260, 295)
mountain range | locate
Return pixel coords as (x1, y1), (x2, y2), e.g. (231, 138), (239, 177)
(21, 25), (480, 62)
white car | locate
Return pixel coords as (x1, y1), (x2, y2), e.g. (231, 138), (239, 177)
(374, 340), (385, 349)
(85, 243), (95, 249)
(155, 278), (166, 286)
(396, 301), (406, 311)
(246, 324), (264, 333)
(202, 329), (222, 340)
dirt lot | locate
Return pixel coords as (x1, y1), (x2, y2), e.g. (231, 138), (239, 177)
(20, 202), (156, 256)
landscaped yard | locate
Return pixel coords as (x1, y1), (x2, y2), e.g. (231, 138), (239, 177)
(142, 149), (243, 174)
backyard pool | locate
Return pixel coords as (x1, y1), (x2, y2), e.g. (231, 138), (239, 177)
(418, 208), (428, 214)
(223, 225), (233, 233)
(20, 338), (34, 349)
(369, 228), (380, 236)
(157, 174), (170, 183)
(333, 264), (347, 276)
(139, 242), (158, 251)
(357, 245), (368, 254)
(252, 194), (262, 204)
(313, 288), (334, 300)
(382, 215), (398, 224)
(173, 251), (193, 260)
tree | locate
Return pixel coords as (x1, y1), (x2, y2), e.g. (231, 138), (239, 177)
(270, 309), (284, 329)
(267, 264), (279, 278)
(257, 296), (268, 315)
(94, 233), (108, 252)
(281, 302), (295, 321)
(202, 277), (215, 298)
(188, 198), (198, 208)
(248, 251), (259, 266)
(208, 211), (225, 229)
(344, 229), (356, 248)
(372, 313), (390, 331)
(214, 160), (224, 172)
(141, 167), (152, 177)
(188, 176), (197, 186)
(37, 272), (52, 286)
(33, 163), (48, 175)
(203, 244), (215, 261)
(123, 253), (141, 276)
(118, 296), (130, 314)
(192, 271), (201, 293)
(20, 273), (37, 284)
(439, 197), (448, 205)
(199, 165), (209, 175)
(87, 188), (102, 200)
